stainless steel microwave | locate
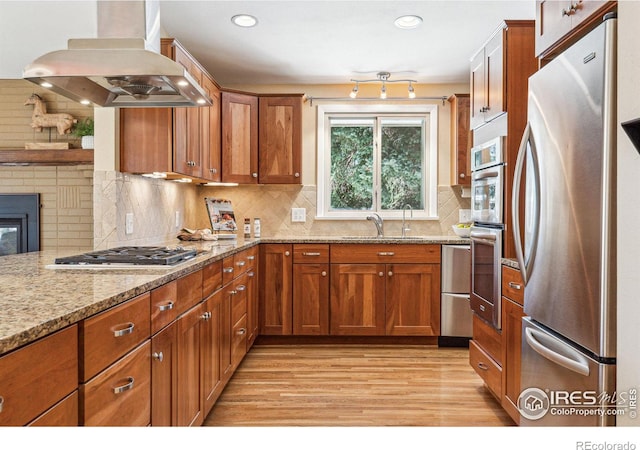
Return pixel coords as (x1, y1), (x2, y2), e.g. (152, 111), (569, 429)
(471, 137), (505, 226)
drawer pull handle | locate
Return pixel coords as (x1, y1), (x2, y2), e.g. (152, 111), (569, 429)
(477, 362), (489, 371)
(0, 396), (3, 413)
(113, 323), (134, 337)
(237, 328), (247, 336)
(479, 305), (486, 312)
(247, 255), (255, 261)
(113, 377), (135, 394)
(158, 301), (174, 312)
(153, 352), (164, 362)
(377, 252), (395, 256)
(248, 271), (255, 277)
(508, 282), (522, 290)
(321, 271), (327, 277)
(236, 261), (246, 267)
(236, 285), (246, 292)
(223, 267), (234, 273)
(302, 252), (321, 256)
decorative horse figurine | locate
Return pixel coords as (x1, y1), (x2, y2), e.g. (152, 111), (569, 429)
(24, 93), (77, 135)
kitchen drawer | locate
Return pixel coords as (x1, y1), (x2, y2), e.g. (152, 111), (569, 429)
(231, 314), (248, 370)
(151, 280), (178, 335)
(28, 391), (78, 427)
(472, 313), (502, 366)
(0, 325), (78, 426)
(231, 278), (248, 324)
(330, 244), (440, 264)
(234, 246), (258, 274)
(222, 254), (235, 286)
(176, 269), (203, 315)
(81, 340), (151, 426)
(203, 260), (223, 298)
(469, 340), (502, 400)
(81, 293), (151, 382)
(293, 243), (329, 263)
(502, 265), (524, 306)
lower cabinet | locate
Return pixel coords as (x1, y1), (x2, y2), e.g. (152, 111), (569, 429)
(201, 289), (224, 416)
(292, 244), (330, 335)
(469, 313), (503, 400)
(176, 303), (205, 427)
(259, 244), (293, 335)
(151, 320), (178, 426)
(28, 391), (78, 427)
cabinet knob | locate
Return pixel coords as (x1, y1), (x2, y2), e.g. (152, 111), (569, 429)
(236, 260), (246, 267)
(223, 267), (234, 273)
(113, 322), (135, 337)
(294, 172), (300, 178)
(285, 251), (290, 256)
(477, 362), (489, 371)
(321, 271), (327, 277)
(252, 173), (258, 178)
(378, 272), (384, 277)
(237, 328), (247, 336)
(248, 271), (255, 277)
(158, 300), (174, 312)
(113, 376), (135, 394)
(236, 285), (246, 292)
(459, 173), (465, 179)
(152, 352), (164, 362)
(230, 290), (237, 295)
(210, 168), (217, 174)
(201, 311), (211, 321)
(388, 271), (393, 277)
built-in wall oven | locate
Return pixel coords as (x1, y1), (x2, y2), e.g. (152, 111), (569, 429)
(470, 136), (505, 330)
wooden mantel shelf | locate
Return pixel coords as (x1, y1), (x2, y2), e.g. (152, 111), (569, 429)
(0, 148), (94, 166)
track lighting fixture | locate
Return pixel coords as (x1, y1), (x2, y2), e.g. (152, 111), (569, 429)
(349, 72), (418, 99)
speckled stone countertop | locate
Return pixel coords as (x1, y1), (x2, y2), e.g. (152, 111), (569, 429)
(0, 235), (468, 355)
(501, 258), (520, 270)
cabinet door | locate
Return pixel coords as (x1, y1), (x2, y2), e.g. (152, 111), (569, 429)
(536, 0), (572, 57)
(151, 320), (178, 426)
(484, 30), (505, 123)
(330, 264), (386, 336)
(259, 244), (293, 335)
(119, 107), (173, 174)
(221, 91), (259, 183)
(293, 263), (330, 335)
(220, 283), (234, 382)
(203, 78), (222, 182)
(469, 49), (486, 130)
(201, 290), (223, 416)
(176, 303), (204, 427)
(245, 267), (259, 350)
(502, 296), (525, 424)
(448, 94), (471, 186)
(385, 264), (440, 336)
(258, 96), (302, 184)
(28, 391), (78, 427)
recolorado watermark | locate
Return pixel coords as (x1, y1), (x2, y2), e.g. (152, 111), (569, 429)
(517, 387), (638, 421)
(576, 442), (636, 450)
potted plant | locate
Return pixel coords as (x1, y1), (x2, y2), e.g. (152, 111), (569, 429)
(72, 117), (94, 149)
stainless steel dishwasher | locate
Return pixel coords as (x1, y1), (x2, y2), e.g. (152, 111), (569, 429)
(438, 244), (472, 347)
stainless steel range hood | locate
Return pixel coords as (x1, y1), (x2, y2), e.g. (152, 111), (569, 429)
(22, 0), (212, 108)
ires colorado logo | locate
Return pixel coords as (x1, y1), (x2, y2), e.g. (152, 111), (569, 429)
(517, 387), (638, 421)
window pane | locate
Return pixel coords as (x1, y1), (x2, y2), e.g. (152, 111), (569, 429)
(330, 124), (374, 210)
(380, 119), (424, 210)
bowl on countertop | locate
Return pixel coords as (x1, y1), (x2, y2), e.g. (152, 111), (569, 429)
(451, 224), (471, 238)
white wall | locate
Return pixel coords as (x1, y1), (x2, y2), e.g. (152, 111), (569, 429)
(0, 1), (97, 78)
(616, 1), (640, 427)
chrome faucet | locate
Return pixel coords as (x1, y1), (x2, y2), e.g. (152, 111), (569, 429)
(402, 204), (413, 238)
(366, 213), (384, 238)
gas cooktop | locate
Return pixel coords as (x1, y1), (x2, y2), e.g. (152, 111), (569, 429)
(53, 246), (198, 266)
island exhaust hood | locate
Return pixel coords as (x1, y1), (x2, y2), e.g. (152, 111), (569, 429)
(22, 0), (212, 108)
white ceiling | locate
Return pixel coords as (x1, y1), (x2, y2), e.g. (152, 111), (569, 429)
(158, 0), (536, 86)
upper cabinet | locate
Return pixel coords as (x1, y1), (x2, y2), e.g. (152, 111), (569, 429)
(535, 1), (617, 60)
(470, 21), (536, 130)
(221, 91), (259, 184)
(258, 95), (303, 184)
(119, 38), (222, 183)
(448, 94), (471, 186)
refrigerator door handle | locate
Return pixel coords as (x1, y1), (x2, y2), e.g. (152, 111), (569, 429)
(512, 122), (541, 285)
(525, 327), (590, 377)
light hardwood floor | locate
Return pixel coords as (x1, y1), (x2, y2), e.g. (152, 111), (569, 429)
(204, 344), (514, 426)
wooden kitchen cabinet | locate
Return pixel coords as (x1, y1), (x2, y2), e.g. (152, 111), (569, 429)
(119, 38), (222, 183)
(258, 95), (303, 184)
(259, 244), (293, 335)
(0, 325), (78, 426)
(28, 392), (78, 427)
(151, 320), (178, 426)
(292, 244), (330, 335)
(470, 21), (536, 130)
(501, 265), (525, 425)
(330, 244), (441, 336)
(448, 93), (471, 186)
(201, 289), (224, 416)
(470, 311), (503, 402)
(244, 248), (260, 349)
(221, 91), (259, 184)
(176, 302), (205, 427)
(536, 1), (616, 59)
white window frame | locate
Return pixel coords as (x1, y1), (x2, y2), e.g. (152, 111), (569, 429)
(316, 103), (438, 220)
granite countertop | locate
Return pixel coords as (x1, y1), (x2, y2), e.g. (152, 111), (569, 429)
(0, 235), (468, 355)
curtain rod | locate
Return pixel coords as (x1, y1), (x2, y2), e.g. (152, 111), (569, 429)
(305, 96), (448, 107)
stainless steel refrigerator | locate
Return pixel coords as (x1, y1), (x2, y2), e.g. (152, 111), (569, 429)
(512, 14), (617, 426)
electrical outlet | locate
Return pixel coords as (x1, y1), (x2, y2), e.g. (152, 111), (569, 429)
(459, 209), (472, 223)
(291, 208), (306, 223)
(175, 211), (181, 229)
(125, 213), (134, 235)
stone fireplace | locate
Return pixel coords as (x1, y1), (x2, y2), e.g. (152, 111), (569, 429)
(0, 194), (40, 255)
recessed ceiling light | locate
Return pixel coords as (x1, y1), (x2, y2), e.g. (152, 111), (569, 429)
(394, 15), (423, 30)
(231, 14), (258, 28)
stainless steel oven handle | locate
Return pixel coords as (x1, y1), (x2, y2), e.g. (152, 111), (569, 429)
(470, 230), (497, 242)
(512, 122), (540, 285)
(472, 169), (501, 181)
(525, 327), (590, 377)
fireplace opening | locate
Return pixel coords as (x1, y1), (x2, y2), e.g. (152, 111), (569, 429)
(0, 194), (40, 255)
